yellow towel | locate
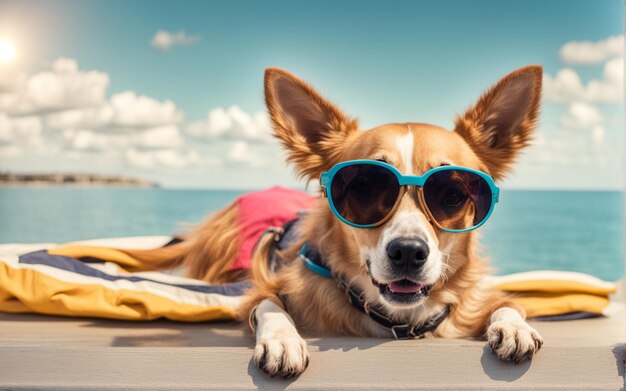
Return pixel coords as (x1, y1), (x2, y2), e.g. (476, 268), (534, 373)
(0, 242), (247, 322)
(489, 270), (617, 318)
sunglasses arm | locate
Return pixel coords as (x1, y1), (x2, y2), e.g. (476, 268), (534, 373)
(492, 187), (501, 203)
(319, 173), (329, 197)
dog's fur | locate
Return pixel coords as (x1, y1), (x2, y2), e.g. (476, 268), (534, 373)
(123, 65), (544, 378)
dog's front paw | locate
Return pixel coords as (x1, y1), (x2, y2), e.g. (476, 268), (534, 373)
(487, 320), (543, 363)
(254, 334), (310, 378)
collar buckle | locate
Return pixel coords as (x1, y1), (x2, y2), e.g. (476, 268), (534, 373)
(347, 286), (368, 311)
(390, 324), (414, 340)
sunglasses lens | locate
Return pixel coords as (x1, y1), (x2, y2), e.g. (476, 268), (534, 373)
(423, 169), (492, 230)
(330, 164), (400, 226)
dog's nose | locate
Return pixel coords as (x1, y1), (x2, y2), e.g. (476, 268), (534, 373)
(386, 238), (430, 272)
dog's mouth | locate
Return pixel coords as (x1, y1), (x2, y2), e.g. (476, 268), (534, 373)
(372, 277), (433, 304)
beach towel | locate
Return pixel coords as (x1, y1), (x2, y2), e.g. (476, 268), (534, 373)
(488, 271), (617, 319)
(0, 237), (617, 322)
(0, 237), (248, 321)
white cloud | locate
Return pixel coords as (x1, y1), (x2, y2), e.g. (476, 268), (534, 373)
(14, 116), (43, 142)
(544, 36), (623, 105)
(603, 57), (623, 83)
(62, 129), (111, 152)
(130, 126), (184, 150)
(150, 30), (199, 51)
(226, 140), (270, 167)
(154, 149), (195, 169)
(46, 92), (183, 132)
(61, 125), (184, 153)
(0, 113), (42, 146)
(125, 148), (204, 169)
(559, 35), (623, 65)
(592, 125), (605, 145)
(186, 106), (273, 142)
(543, 68), (582, 102)
(0, 114), (13, 145)
(125, 148), (154, 169)
(109, 92), (183, 128)
(528, 129), (620, 189)
(0, 58), (110, 115)
(528, 34), (624, 189)
(543, 61), (623, 103)
(0, 144), (22, 159)
(47, 106), (114, 131)
(228, 141), (250, 163)
(560, 102), (604, 129)
(0, 114), (43, 161)
(517, 126), (619, 175)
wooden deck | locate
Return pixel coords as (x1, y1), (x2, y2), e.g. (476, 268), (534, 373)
(1, 305), (624, 390)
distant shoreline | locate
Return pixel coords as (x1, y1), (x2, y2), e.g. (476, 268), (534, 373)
(0, 183), (158, 188)
(0, 173), (159, 188)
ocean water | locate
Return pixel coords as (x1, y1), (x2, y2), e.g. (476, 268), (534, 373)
(0, 188), (623, 281)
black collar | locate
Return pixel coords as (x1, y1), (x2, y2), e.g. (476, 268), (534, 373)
(299, 242), (450, 340)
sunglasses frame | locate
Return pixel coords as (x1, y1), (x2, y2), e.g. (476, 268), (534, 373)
(320, 159), (500, 233)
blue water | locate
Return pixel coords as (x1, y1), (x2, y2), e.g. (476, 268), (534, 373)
(0, 188), (623, 281)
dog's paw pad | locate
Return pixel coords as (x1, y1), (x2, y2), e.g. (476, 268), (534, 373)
(254, 335), (309, 378)
(487, 321), (543, 363)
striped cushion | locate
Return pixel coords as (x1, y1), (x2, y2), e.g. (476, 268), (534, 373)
(0, 238), (247, 321)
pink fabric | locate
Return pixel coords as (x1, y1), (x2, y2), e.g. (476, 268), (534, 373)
(231, 186), (317, 271)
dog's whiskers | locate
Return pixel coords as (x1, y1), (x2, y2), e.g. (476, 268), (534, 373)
(439, 252), (454, 282)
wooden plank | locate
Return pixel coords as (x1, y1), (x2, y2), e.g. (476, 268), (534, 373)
(0, 345), (622, 390)
(0, 308), (623, 390)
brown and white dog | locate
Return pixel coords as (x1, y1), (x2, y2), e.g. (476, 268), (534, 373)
(125, 65), (544, 378)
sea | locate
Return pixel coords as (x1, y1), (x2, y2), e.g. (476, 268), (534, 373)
(0, 188), (623, 281)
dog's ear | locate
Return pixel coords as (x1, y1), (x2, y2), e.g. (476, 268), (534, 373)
(454, 65), (542, 181)
(265, 68), (358, 180)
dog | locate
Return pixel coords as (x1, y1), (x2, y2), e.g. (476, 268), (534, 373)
(123, 65), (544, 378)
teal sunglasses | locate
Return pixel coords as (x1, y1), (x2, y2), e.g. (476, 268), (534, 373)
(320, 160), (500, 233)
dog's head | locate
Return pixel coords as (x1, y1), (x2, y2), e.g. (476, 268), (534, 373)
(265, 67), (541, 310)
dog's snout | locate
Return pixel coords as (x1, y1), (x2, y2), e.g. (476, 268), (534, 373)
(386, 237), (430, 272)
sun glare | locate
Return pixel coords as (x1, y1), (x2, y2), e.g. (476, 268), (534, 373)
(0, 38), (16, 63)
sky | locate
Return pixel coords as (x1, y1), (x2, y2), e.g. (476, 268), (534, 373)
(0, 0), (623, 189)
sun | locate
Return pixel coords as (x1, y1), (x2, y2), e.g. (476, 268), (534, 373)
(0, 38), (16, 63)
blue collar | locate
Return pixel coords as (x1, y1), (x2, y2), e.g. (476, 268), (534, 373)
(297, 241), (450, 340)
(298, 243), (332, 278)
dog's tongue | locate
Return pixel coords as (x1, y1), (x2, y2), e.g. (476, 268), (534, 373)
(388, 280), (423, 294)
